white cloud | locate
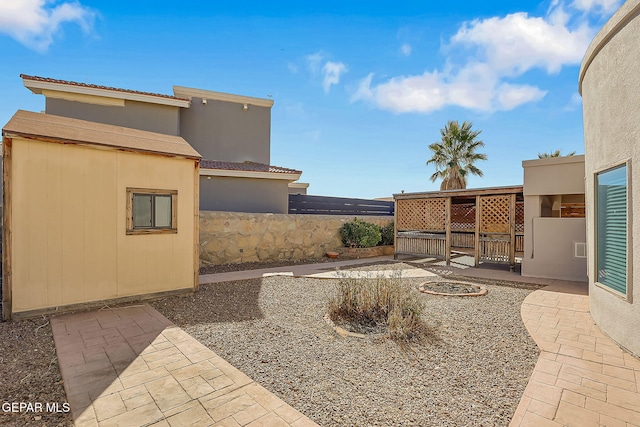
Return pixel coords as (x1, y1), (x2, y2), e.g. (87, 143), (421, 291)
(400, 43), (412, 57)
(496, 83), (547, 110)
(571, 0), (623, 14)
(353, 2), (611, 114)
(0, 0), (95, 52)
(305, 52), (324, 74)
(352, 67), (545, 113)
(322, 61), (348, 93)
(451, 11), (592, 75)
(304, 51), (348, 94)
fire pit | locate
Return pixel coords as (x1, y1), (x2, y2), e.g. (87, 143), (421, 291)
(419, 280), (488, 297)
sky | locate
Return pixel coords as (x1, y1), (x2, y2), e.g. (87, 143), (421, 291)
(0, 0), (623, 199)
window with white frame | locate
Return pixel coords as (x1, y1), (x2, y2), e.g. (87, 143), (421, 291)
(595, 164), (628, 295)
(127, 188), (177, 234)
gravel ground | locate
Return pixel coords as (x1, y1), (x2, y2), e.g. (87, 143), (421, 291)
(0, 318), (73, 427)
(152, 265), (542, 427)
(199, 257), (340, 275)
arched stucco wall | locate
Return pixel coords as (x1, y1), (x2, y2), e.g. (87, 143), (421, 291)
(580, 0), (640, 356)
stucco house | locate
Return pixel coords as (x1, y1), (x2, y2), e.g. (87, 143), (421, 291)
(580, 0), (640, 357)
(2, 110), (201, 319)
(521, 155), (587, 282)
(21, 74), (303, 214)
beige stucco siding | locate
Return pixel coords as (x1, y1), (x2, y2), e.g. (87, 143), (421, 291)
(580, 0), (640, 355)
(10, 137), (196, 313)
(521, 156), (587, 282)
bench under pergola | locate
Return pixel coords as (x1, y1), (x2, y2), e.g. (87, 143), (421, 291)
(393, 186), (524, 270)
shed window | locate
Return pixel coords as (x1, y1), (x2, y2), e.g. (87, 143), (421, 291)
(596, 164), (628, 296)
(127, 188), (177, 234)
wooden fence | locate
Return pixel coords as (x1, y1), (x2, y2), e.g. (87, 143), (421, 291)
(288, 194), (394, 216)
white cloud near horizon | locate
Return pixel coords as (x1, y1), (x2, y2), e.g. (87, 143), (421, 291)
(352, 1), (611, 114)
(305, 52), (348, 94)
(0, 0), (95, 52)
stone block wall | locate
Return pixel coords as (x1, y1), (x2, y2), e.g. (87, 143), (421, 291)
(199, 211), (393, 265)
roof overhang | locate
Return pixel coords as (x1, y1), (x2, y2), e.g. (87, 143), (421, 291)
(288, 182), (309, 189)
(200, 167), (301, 182)
(23, 77), (190, 108)
(522, 154), (585, 168)
(394, 185), (524, 200)
(173, 86), (274, 108)
(3, 110), (201, 160)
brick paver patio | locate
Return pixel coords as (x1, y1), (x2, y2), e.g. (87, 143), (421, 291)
(51, 304), (318, 427)
(510, 287), (640, 427)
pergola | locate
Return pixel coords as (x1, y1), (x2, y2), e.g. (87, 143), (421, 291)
(393, 186), (524, 270)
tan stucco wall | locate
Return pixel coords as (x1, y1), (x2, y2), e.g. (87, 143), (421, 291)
(9, 137), (197, 314)
(521, 216), (587, 282)
(199, 211), (393, 265)
(580, 0), (640, 355)
(522, 155), (585, 196)
(521, 156), (587, 282)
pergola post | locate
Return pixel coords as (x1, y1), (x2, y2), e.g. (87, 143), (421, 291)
(474, 195), (481, 267)
(445, 197), (451, 266)
(509, 193), (516, 271)
(393, 198), (398, 260)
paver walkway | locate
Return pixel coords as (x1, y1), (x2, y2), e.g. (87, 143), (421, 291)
(510, 286), (640, 426)
(51, 304), (318, 427)
(198, 256), (396, 285)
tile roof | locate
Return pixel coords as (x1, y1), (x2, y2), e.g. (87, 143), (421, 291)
(20, 74), (189, 102)
(200, 159), (301, 175)
(3, 110), (201, 160)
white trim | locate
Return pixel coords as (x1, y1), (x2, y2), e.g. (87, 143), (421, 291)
(173, 86), (274, 108)
(23, 79), (190, 108)
(200, 168), (300, 181)
(288, 182), (309, 189)
(593, 159), (633, 302)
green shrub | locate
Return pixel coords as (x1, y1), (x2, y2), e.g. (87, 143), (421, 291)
(339, 218), (382, 248)
(327, 273), (426, 341)
(380, 222), (394, 246)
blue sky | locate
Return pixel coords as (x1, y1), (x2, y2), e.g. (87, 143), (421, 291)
(0, 0), (622, 198)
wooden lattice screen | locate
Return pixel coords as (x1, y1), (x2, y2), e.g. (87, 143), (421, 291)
(451, 203), (475, 230)
(396, 198), (446, 231)
(515, 202), (525, 233)
(480, 195), (511, 233)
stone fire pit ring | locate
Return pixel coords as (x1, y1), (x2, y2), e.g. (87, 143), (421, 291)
(419, 280), (488, 297)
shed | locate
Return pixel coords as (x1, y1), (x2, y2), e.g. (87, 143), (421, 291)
(2, 110), (201, 319)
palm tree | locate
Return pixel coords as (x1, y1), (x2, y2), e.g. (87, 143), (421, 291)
(427, 120), (488, 190)
(537, 150), (576, 158)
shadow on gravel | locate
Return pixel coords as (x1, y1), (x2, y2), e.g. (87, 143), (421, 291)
(153, 278), (264, 324)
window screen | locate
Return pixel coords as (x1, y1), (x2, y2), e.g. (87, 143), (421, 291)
(596, 164), (627, 294)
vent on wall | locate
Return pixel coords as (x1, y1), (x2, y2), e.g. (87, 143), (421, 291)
(575, 242), (587, 258)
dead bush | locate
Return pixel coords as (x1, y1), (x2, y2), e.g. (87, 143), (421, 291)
(328, 273), (426, 341)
